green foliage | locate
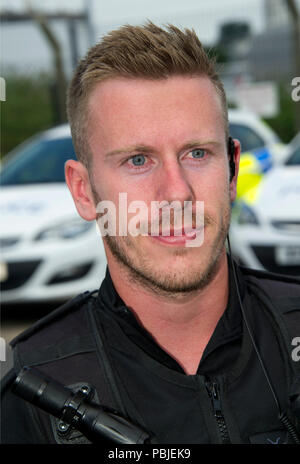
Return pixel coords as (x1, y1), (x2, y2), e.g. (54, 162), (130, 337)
(264, 82), (298, 144)
(1, 72), (55, 158)
(204, 45), (228, 64)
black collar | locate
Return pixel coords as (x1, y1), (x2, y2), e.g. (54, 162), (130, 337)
(97, 256), (244, 375)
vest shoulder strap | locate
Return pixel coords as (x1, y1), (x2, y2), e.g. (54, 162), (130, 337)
(10, 292), (127, 443)
(242, 267), (300, 378)
(10, 290), (97, 348)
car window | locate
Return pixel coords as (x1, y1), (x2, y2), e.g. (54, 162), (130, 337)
(0, 137), (77, 185)
(229, 123), (266, 152)
(285, 145), (300, 166)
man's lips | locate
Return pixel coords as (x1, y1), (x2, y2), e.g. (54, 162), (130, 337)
(150, 227), (204, 245)
(159, 225), (202, 235)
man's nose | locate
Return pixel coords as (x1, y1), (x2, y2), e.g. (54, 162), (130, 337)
(156, 158), (194, 203)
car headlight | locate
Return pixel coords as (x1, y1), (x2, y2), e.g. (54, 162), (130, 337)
(35, 218), (94, 241)
(237, 203), (259, 226)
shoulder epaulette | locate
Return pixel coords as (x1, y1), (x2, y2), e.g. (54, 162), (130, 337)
(10, 290), (98, 348)
(240, 266), (300, 286)
(240, 265), (300, 383)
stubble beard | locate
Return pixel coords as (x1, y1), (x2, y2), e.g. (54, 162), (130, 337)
(94, 189), (232, 298)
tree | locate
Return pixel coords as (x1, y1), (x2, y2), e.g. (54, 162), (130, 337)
(285, 0), (300, 132)
(26, 3), (67, 124)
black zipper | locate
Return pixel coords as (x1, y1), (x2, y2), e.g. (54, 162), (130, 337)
(205, 380), (231, 444)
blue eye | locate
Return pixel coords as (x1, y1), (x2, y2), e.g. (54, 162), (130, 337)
(131, 154), (146, 166)
(190, 149), (205, 159)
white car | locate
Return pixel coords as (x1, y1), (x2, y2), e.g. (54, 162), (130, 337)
(230, 134), (300, 276)
(228, 109), (286, 165)
(0, 113), (285, 304)
(0, 125), (107, 304)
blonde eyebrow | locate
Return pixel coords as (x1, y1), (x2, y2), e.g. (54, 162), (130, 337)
(105, 145), (154, 159)
(105, 140), (222, 159)
(181, 140), (222, 151)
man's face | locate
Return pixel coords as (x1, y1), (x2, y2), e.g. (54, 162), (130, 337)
(86, 75), (238, 294)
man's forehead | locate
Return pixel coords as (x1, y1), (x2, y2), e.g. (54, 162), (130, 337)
(86, 75), (227, 154)
(87, 75), (222, 110)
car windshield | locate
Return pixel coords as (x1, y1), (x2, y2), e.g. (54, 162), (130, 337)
(0, 136), (77, 185)
(285, 145), (300, 166)
(229, 123), (266, 152)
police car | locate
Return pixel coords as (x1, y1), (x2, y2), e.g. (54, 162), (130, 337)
(229, 109), (286, 163)
(230, 133), (300, 276)
(229, 110), (287, 199)
(0, 125), (107, 304)
(0, 113), (286, 304)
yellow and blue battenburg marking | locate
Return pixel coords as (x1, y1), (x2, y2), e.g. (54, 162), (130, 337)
(236, 147), (273, 200)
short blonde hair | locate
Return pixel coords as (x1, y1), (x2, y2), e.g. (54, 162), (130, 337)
(67, 22), (228, 167)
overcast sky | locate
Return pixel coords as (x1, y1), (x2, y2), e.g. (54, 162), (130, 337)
(0, 0), (295, 75)
(1, 0), (265, 40)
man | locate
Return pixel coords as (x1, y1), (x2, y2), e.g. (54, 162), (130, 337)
(1, 22), (300, 445)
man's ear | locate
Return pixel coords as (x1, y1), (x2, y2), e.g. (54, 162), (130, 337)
(65, 159), (97, 221)
(229, 138), (241, 204)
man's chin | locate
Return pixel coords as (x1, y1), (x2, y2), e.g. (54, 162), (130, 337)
(104, 233), (225, 296)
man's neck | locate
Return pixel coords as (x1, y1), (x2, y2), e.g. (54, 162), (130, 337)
(107, 252), (229, 375)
